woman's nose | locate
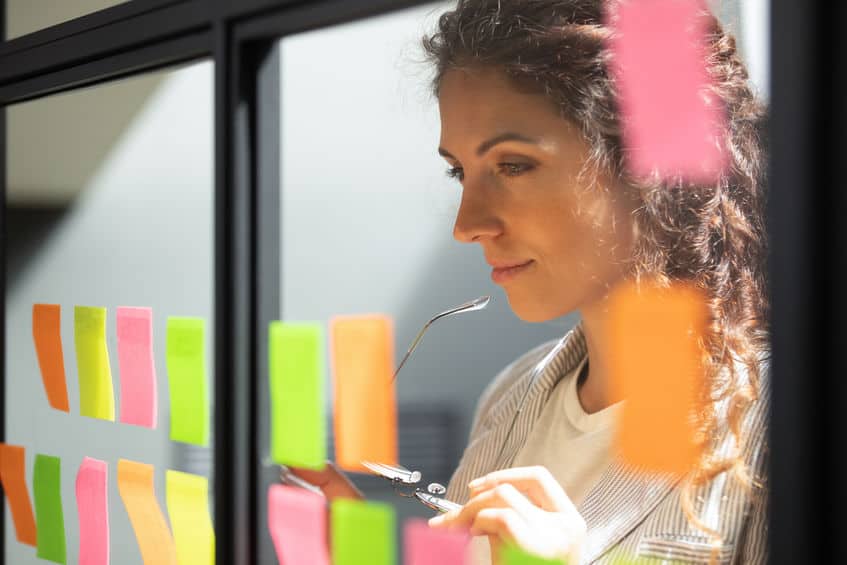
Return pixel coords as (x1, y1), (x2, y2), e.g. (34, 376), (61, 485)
(452, 187), (503, 243)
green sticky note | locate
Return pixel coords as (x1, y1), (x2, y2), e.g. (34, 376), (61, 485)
(331, 499), (395, 565)
(34, 454), (66, 564)
(500, 544), (566, 565)
(269, 321), (326, 469)
(74, 306), (116, 420)
(166, 317), (209, 446)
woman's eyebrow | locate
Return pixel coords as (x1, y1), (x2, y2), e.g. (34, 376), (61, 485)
(438, 132), (541, 159)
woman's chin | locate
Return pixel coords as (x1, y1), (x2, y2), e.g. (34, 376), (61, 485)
(504, 291), (567, 323)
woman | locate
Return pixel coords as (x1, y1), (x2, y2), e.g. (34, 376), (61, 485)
(294, 0), (769, 563)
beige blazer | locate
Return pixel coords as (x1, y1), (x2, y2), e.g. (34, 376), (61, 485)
(445, 322), (769, 564)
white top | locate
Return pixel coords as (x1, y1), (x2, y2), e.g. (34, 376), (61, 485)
(469, 356), (623, 564)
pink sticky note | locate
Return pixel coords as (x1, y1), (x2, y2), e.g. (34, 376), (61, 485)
(607, 0), (727, 183)
(76, 457), (109, 565)
(116, 307), (157, 428)
(268, 485), (330, 565)
(404, 519), (470, 565)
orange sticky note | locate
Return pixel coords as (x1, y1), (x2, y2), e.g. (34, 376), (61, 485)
(0, 443), (37, 546)
(330, 315), (397, 472)
(605, 280), (708, 474)
(117, 459), (177, 565)
(32, 304), (71, 412)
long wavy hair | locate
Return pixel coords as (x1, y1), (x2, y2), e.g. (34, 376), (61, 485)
(422, 0), (769, 548)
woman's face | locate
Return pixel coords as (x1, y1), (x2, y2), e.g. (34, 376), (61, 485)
(438, 67), (638, 322)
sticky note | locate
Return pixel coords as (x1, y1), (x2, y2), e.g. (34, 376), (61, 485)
(607, 0), (726, 183)
(269, 322), (326, 469)
(34, 454), (66, 563)
(166, 470), (215, 565)
(605, 280), (708, 474)
(268, 484), (330, 565)
(330, 315), (397, 471)
(117, 307), (158, 428)
(74, 306), (116, 420)
(117, 459), (177, 565)
(76, 457), (109, 565)
(499, 544), (565, 564)
(0, 443), (37, 546)
(166, 317), (209, 446)
(404, 519), (470, 565)
(331, 498), (395, 565)
(32, 304), (70, 412)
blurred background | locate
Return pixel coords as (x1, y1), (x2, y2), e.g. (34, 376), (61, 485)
(4, 0), (769, 562)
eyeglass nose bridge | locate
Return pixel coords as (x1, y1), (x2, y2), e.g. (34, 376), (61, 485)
(391, 480), (420, 498)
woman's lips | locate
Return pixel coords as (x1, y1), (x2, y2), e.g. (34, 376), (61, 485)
(490, 260), (534, 284)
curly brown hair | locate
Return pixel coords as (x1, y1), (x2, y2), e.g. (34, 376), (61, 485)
(422, 0), (769, 550)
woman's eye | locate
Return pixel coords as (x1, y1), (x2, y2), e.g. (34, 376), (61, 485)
(498, 162), (534, 177)
(445, 166), (464, 181)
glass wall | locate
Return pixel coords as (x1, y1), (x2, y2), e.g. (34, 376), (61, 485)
(276, 2), (571, 554)
(5, 60), (214, 564)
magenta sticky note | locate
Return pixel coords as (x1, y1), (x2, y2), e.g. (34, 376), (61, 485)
(76, 457), (109, 565)
(404, 519), (470, 565)
(607, 0), (727, 183)
(116, 307), (157, 428)
(268, 484), (330, 565)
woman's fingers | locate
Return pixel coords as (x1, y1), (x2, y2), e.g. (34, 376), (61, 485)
(470, 507), (531, 542)
(430, 482), (535, 531)
(468, 465), (572, 512)
(287, 461), (364, 501)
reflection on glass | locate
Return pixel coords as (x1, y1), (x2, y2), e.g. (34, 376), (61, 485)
(275, 0), (770, 563)
(5, 61), (214, 564)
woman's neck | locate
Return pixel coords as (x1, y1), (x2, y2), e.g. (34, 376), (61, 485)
(576, 297), (623, 414)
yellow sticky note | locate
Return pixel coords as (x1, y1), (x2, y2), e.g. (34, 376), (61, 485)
(74, 306), (116, 420)
(166, 470), (215, 565)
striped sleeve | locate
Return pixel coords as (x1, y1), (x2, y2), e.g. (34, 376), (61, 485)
(736, 476), (768, 563)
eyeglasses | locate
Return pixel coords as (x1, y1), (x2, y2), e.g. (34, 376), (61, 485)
(361, 461), (461, 513)
(365, 295), (491, 513)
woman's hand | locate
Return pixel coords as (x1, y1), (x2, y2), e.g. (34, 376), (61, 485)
(428, 466), (586, 564)
(287, 461), (364, 501)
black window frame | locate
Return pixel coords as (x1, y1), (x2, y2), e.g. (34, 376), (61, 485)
(0, 0), (844, 563)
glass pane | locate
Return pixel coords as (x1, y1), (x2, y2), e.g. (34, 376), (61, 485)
(273, 1), (770, 562)
(276, 1), (570, 555)
(5, 60), (214, 564)
(6, 0), (129, 40)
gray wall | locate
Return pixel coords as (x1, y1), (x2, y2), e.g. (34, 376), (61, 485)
(5, 61), (214, 565)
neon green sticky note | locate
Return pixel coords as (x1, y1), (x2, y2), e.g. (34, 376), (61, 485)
(74, 306), (116, 420)
(34, 454), (66, 564)
(166, 470), (215, 565)
(269, 322), (325, 469)
(166, 317), (209, 446)
(500, 544), (567, 565)
(331, 498), (395, 565)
